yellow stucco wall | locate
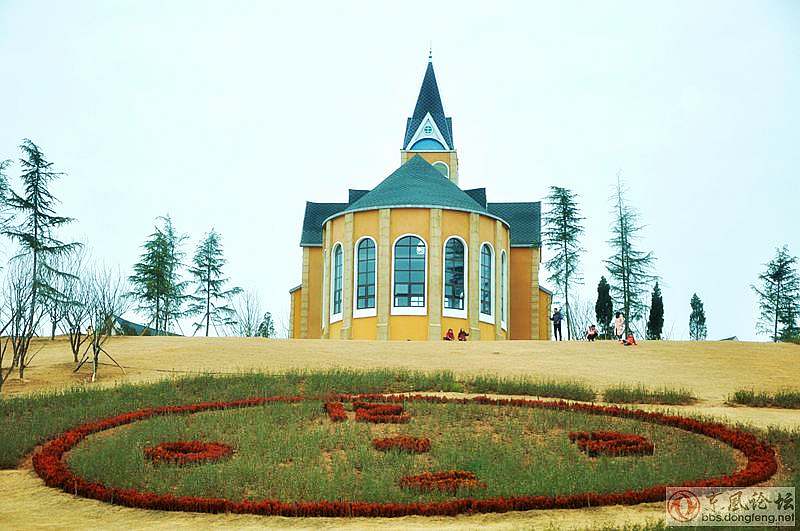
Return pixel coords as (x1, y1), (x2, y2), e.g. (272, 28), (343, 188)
(305, 247), (323, 339)
(290, 287), (301, 339)
(389, 316), (429, 340)
(298, 206), (525, 341)
(509, 247), (534, 340)
(538, 287), (553, 341)
(351, 316), (377, 339)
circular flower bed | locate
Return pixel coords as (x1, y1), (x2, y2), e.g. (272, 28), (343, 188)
(32, 393), (778, 517)
(144, 441), (234, 465)
(569, 431), (654, 457)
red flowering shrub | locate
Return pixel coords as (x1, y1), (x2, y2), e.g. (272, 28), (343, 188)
(372, 436), (431, 453)
(569, 431), (654, 457)
(354, 402), (410, 423)
(31, 392), (779, 517)
(144, 441), (233, 465)
(398, 470), (486, 493)
(324, 402), (347, 422)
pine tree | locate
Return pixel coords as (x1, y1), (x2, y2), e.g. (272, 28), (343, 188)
(543, 186), (584, 339)
(604, 173), (657, 337)
(752, 246), (799, 342)
(129, 215), (187, 335)
(689, 293), (707, 340)
(2, 140), (80, 377)
(595, 276), (613, 339)
(257, 312), (275, 338)
(646, 282), (664, 340)
(188, 229), (242, 336)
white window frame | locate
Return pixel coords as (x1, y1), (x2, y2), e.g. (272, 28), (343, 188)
(479, 242), (495, 325)
(501, 249), (508, 331)
(391, 233), (428, 316)
(442, 236), (467, 319)
(353, 236), (377, 319)
(330, 242), (343, 324)
(432, 161), (450, 178)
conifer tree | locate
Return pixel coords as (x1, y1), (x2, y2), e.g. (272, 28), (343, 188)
(543, 186), (584, 339)
(604, 174), (657, 337)
(188, 229), (242, 336)
(2, 140), (80, 377)
(752, 246), (799, 342)
(689, 293), (707, 340)
(595, 276), (613, 339)
(257, 312), (275, 338)
(129, 215), (187, 335)
(646, 282), (664, 339)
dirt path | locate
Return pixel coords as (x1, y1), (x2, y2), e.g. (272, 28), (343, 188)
(2, 337), (798, 530)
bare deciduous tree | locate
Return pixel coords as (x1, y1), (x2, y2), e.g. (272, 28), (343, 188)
(75, 266), (130, 382)
(228, 289), (262, 337)
(59, 246), (91, 362)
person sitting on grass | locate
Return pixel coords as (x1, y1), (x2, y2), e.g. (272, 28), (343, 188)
(458, 328), (469, 341)
(622, 332), (637, 346)
(443, 328), (455, 341)
(586, 324), (598, 341)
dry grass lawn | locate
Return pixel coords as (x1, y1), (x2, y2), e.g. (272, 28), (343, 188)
(1, 336), (799, 530)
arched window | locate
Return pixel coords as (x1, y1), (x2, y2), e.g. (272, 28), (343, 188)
(393, 235), (426, 310)
(355, 238), (376, 312)
(501, 250), (508, 329)
(480, 243), (493, 318)
(331, 243), (343, 319)
(432, 161), (449, 178)
(443, 238), (465, 315)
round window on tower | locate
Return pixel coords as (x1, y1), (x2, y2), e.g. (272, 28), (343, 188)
(423, 124), (433, 135)
(432, 161), (449, 178)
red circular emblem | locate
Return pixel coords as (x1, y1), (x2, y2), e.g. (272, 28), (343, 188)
(667, 489), (701, 522)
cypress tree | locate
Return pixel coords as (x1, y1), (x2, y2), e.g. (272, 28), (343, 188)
(595, 276), (613, 339)
(646, 282), (664, 339)
(689, 293), (707, 340)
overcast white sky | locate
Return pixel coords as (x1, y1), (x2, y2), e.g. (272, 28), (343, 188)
(1, 1), (798, 340)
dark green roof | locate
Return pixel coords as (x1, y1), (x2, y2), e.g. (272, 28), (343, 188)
(300, 201), (347, 246)
(299, 163), (541, 248)
(464, 188), (487, 208)
(403, 61), (454, 150)
(342, 156), (486, 214)
(488, 202), (541, 246)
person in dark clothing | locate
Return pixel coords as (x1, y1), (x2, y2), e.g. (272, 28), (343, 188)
(550, 307), (563, 341)
(457, 328), (469, 341)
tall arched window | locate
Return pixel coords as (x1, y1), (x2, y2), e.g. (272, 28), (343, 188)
(443, 238), (465, 315)
(501, 250), (508, 329)
(393, 235), (426, 310)
(355, 238), (376, 312)
(480, 243), (493, 318)
(331, 243), (343, 319)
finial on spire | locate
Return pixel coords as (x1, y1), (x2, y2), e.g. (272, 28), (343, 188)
(428, 43), (432, 62)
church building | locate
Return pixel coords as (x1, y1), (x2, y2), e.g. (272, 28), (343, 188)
(289, 59), (551, 340)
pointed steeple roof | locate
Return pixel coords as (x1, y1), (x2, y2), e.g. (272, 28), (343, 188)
(340, 155), (483, 214)
(403, 60), (454, 150)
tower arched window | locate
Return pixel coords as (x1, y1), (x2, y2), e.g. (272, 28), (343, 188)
(331, 243), (343, 320)
(393, 235), (426, 312)
(480, 243), (493, 320)
(443, 237), (466, 316)
(355, 238), (376, 313)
